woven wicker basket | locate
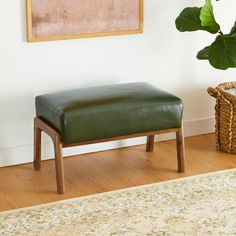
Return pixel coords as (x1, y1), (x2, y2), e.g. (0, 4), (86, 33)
(208, 82), (236, 154)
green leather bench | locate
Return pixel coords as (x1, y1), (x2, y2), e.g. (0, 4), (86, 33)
(34, 82), (185, 194)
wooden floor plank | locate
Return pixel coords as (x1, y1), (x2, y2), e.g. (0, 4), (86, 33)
(0, 133), (236, 211)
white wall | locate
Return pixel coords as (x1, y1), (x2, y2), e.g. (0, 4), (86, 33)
(0, 0), (235, 167)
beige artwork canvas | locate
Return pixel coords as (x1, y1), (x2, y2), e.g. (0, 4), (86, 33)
(26, 0), (143, 42)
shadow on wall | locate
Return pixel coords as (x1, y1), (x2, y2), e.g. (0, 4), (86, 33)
(0, 94), (35, 149)
(20, 0), (27, 42)
(174, 87), (215, 121)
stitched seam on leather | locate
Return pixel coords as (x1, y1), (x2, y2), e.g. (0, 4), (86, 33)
(62, 113), (69, 129)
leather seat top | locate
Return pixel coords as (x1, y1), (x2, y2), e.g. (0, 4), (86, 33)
(35, 82), (183, 144)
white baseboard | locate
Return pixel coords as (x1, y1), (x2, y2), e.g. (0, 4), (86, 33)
(0, 118), (215, 167)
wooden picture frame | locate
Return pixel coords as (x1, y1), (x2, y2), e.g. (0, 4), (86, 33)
(26, 0), (143, 42)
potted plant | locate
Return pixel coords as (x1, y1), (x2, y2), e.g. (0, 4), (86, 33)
(175, 0), (236, 70)
(175, 0), (236, 153)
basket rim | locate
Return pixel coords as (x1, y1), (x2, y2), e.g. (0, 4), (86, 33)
(217, 81), (236, 90)
(208, 81), (236, 102)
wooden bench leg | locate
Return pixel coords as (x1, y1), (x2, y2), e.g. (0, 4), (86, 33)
(34, 117), (65, 194)
(34, 118), (42, 170)
(176, 126), (185, 173)
(146, 135), (155, 152)
(53, 136), (65, 194)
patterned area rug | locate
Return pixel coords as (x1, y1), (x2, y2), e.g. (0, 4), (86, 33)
(1, 169), (236, 235)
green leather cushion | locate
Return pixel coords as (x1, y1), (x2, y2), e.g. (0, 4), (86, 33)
(35, 82), (183, 144)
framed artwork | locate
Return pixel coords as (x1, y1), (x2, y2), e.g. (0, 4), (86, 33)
(26, 0), (143, 42)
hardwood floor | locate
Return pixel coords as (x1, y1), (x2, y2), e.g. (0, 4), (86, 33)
(0, 133), (236, 212)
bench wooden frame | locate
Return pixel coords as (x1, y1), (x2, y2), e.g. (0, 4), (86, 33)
(34, 117), (185, 194)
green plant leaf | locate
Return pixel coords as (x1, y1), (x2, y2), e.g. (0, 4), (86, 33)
(230, 21), (236, 35)
(175, 7), (206, 32)
(208, 34), (236, 70)
(197, 46), (210, 60)
(175, 7), (218, 33)
(200, 0), (220, 34)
